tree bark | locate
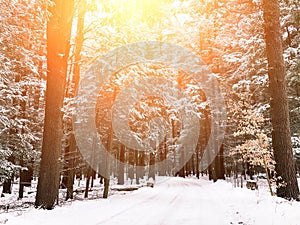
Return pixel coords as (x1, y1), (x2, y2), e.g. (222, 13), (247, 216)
(84, 166), (92, 199)
(63, 0), (86, 201)
(19, 165), (33, 199)
(2, 178), (12, 194)
(262, 0), (299, 199)
(215, 144), (225, 181)
(149, 152), (156, 180)
(117, 144), (125, 185)
(63, 135), (76, 200)
(103, 177), (110, 199)
(35, 0), (74, 209)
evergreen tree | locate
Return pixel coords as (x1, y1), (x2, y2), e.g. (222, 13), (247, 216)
(262, 0), (299, 199)
(0, 0), (47, 193)
(35, 0), (74, 209)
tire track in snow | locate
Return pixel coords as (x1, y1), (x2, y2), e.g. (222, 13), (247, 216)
(97, 178), (202, 225)
(155, 178), (202, 225)
(94, 182), (173, 225)
(94, 194), (160, 224)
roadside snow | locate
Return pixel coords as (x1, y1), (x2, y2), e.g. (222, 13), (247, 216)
(1, 177), (300, 225)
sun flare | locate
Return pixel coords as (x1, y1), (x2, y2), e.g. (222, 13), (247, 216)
(91, 0), (172, 27)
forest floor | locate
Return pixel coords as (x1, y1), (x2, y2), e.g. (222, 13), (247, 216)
(0, 176), (300, 225)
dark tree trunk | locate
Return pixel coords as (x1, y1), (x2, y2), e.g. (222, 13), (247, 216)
(262, 0), (299, 200)
(19, 166), (33, 199)
(185, 158), (191, 176)
(35, 0), (74, 209)
(128, 151), (135, 181)
(191, 154), (196, 175)
(178, 165), (185, 178)
(246, 162), (254, 180)
(91, 169), (96, 188)
(208, 147), (225, 182)
(117, 145), (125, 184)
(149, 152), (156, 180)
(18, 82), (30, 199)
(158, 138), (167, 176)
(196, 146), (200, 179)
(208, 164), (216, 181)
(215, 144), (225, 180)
(18, 174), (24, 199)
(2, 179), (12, 194)
(18, 88), (27, 200)
(84, 175), (91, 199)
(64, 135), (76, 200)
(84, 166), (92, 199)
(99, 174), (104, 185)
(103, 178), (110, 199)
(135, 151), (140, 184)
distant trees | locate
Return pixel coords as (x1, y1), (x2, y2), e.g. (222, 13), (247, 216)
(197, 0), (269, 181)
(0, 0), (47, 195)
(196, 0), (299, 199)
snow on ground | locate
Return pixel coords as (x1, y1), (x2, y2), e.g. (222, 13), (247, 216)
(1, 177), (300, 225)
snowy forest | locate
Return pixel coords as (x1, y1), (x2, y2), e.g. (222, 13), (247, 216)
(1, 0), (300, 224)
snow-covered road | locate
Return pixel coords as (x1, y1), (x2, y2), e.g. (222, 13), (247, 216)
(2, 177), (300, 225)
(95, 177), (226, 225)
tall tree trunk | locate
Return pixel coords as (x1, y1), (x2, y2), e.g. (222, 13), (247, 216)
(103, 177), (110, 199)
(35, 0), (74, 209)
(18, 87), (27, 199)
(19, 166), (33, 199)
(136, 152), (145, 184)
(262, 0), (299, 199)
(157, 139), (166, 176)
(135, 151), (140, 184)
(246, 161), (254, 180)
(2, 177), (12, 194)
(215, 144), (225, 181)
(63, 0), (86, 201)
(63, 135), (76, 200)
(196, 147), (200, 179)
(84, 166), (92, 199)
(128, 151), (135, 181)
(149, 152), (156, 180)
(208, 163), (216, 181)
(117, 144), (125, 185)
(18, 162), (25, 199)
(103, 123), (112, 198)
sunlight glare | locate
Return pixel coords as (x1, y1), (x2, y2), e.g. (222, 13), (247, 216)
(95, 0), (171, 25)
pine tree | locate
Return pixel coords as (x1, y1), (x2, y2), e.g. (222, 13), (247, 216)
(262, 0), (299, 200)
(62, 0), (87, 201)
(0, 0), (47, 194)
(35, 0), (74, 209)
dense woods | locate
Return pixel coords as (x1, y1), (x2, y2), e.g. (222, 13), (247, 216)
(0, 0), (299, 210)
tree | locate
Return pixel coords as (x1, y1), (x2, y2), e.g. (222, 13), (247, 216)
(62, 0), (87, 201)
(0, 0), (46, 195)
(262, 0), (299, 199)
(35, 0), (74, 209)
(281, 0), (300, 143)
(230, 106), (275, 195)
